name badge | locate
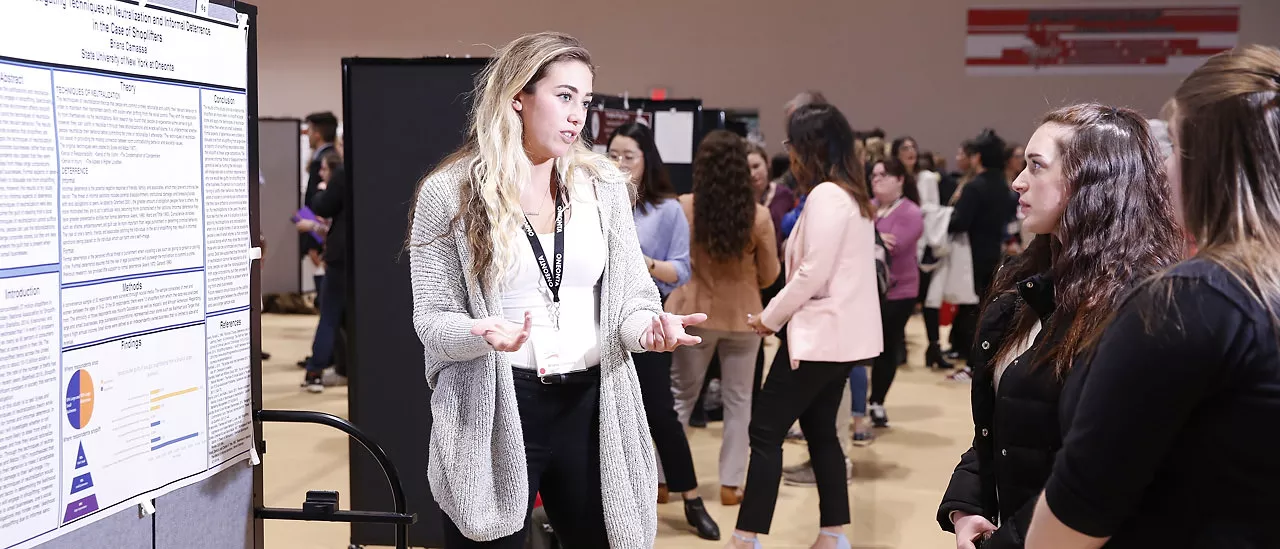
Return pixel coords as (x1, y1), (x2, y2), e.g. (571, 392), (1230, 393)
(530, 325), (579, 377)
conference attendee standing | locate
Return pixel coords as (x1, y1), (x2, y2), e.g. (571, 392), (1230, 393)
(734, 103), (881, 549)
(667, 130), (779, 507)
(865, 158), (924, 430)
(1028, 45), (1280, 549)
(750, 142), (795, 257)
(947, 130), (1018, 371)
(937, 104), (1184, 549)
(607, 122), (719, 541)
(301, 112), (337, 284)
(406, 32), (705, 548)
(298, 152), (352, 392)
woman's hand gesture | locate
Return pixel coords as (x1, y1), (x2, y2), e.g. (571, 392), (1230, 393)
(471, 311), (534, 352)
(641, 313), (707, 352)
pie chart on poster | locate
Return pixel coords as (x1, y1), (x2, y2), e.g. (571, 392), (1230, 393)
(66, 370), (95, 430)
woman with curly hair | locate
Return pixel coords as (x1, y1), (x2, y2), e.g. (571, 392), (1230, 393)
(937, 103), (1184, 549)
(667, 130), (780, 506)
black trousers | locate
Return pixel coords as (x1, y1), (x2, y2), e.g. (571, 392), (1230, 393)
(920, 268), (942, 345)
(870, 298), (916, 405)
(442, 371), (608, 548)
(632, 351), (699, 492)
(736, 335), (854, 534)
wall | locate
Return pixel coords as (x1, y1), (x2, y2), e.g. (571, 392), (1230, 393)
(254, 0), (1278, 157)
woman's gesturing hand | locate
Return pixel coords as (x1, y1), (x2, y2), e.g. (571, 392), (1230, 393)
(642, 313), (707, 352)
(745, 314), (774, 336)
(471, 311), (533, 352)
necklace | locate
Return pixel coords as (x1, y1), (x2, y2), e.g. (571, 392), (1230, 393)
(522, 182), (554, 216)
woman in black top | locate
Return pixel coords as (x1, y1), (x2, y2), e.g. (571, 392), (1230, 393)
(1028, 45), (1280, 549)
(945, 130), (1018, 370)
(937, 104), (1183, 549)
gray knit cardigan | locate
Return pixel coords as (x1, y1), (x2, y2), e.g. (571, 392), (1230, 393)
(408, 158), (662, 547)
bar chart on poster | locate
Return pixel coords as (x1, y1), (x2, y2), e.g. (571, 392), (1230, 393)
(0, 1), (253, 548)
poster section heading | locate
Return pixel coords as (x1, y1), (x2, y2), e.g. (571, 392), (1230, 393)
(1, 0), (246, 89)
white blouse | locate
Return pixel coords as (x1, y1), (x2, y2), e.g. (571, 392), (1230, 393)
(501, 184), (606, 373)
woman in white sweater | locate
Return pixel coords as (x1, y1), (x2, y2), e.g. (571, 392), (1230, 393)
(406, 32), (705, 548)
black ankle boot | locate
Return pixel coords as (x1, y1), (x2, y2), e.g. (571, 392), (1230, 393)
(927, 343), (954, 370)
(683, 497), (720, 540)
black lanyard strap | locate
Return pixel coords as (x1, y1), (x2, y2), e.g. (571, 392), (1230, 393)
(522, 190), (566, 326)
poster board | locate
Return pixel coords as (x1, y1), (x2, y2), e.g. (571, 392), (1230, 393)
(0, 1), (258, 548)
(589, 95), (702, 194)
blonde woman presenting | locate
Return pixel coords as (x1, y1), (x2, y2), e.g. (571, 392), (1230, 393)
(406, 32), (705, 548)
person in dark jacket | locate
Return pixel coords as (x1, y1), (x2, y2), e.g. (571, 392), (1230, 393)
(946, 130), (1017, 365)
(937, 104), (1184, 549)
(299, 152), (349, 392)
(1027, 45), (1280, 549)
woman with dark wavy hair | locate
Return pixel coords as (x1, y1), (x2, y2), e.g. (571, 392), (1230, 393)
(1029, 44), (1280, 549)
(734, 103), (882, 549)
(667, 130), (779, 507)
(937, 103), (1184, 549)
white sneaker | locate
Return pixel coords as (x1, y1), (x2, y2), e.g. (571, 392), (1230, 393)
(321, 368), (348, 387)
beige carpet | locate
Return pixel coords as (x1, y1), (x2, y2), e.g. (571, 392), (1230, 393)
(259, 312), (970, 548)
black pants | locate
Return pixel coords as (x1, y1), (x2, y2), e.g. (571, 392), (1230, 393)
(736, 336), (854, 534)
(632, 351), (699, 493)
(870, 298), (916, 405)
(919, 268), (942, 345)
(442, 370), (608, 548)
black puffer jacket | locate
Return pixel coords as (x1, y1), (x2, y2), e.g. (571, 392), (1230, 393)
(938, 273), (1075, 548)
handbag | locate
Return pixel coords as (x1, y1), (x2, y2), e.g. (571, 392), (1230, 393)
(874, 230), (892, 297)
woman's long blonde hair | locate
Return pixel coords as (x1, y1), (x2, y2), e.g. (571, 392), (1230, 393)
(409, 32), (620, 289)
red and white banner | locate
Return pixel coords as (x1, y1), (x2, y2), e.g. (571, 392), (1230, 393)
(965, 6), (1239, 75)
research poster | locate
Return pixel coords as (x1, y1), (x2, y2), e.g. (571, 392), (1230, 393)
(0, 1), (253, 547)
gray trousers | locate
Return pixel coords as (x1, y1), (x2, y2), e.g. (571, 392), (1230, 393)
(670, 327), (761, 487)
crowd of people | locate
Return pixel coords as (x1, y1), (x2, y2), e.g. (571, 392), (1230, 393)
(387, 30), (1280, 549)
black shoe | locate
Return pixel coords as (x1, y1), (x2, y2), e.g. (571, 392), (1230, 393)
(261, 351), (272, 360)
(301, 372), (324, 393)
(683, 497), (720, 541)
(297, 356), (309, 368)
(927, 343), (955, 370)
(689, 407), (709, 428)
(869, 403), (889, 428)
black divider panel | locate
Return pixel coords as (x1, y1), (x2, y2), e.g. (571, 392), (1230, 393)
(342, 57), (488, 548)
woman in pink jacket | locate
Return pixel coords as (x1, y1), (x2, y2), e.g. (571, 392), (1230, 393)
(732, 103), (883, 549)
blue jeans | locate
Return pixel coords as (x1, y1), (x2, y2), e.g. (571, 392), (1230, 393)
(848, 365), (868, 417)
(306, 264), (345, 374)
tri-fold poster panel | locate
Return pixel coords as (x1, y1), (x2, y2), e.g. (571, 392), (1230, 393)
(0, 2), (256, 548)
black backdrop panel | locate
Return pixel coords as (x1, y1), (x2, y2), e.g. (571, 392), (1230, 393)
(588, 96), (703, 194)
(342, 57), (488, 548)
